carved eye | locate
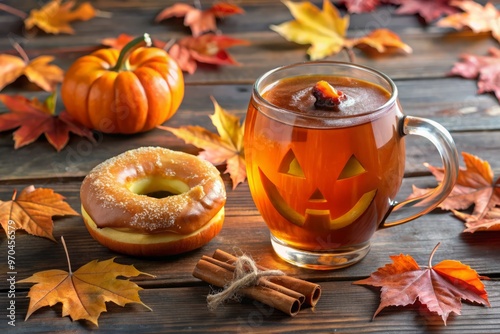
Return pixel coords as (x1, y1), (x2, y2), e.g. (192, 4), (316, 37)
(338, 155), (366, 180)
(279, 149), (305, 177)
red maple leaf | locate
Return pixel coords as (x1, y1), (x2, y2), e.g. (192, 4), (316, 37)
(392, 0), (461, 22)
(0, 93), (95, 151)
(408, 152), (500, 233)
(355, 243), (490, 324)
(155, 2), (244, 37)
(341, 0), (460, 22)
(449, 47), (500, 103)
(168, 34), (250, 74)
(100, 33), (249, 75)
(341, 0), (382, 13)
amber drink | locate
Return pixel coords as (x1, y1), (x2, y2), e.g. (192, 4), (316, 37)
(244, 62), (459, 269)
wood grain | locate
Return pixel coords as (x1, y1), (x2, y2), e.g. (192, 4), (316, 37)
(0, 0), (499, 332)
(2, 177), (500, 287)
(4, 280), (499, 333)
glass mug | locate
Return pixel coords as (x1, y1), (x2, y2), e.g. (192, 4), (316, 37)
(244, 61), (459, 270)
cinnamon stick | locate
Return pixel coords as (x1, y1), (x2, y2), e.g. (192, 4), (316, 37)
(193, 258), (301, 316)
(201, 255), (306, 305)
(212, 249), (321, 307)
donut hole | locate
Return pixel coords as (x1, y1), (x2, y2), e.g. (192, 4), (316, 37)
(128, 176), (190, 199)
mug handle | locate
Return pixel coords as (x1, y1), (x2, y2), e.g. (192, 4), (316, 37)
(380, 116), (459, 228)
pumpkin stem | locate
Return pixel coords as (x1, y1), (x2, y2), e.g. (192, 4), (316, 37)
(111, 33), (152, 72)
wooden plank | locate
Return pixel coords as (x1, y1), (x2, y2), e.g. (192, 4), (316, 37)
(0, 0), (426, 31)
(2, 176), (499, 288)
(1, 31), (495, 84)
(3, 78), (499, 132)
(0, 2), (497, 83)
(2, 125), (500, 181)
(5, 280), (499, 332)
(1, 77), (500, 181)
(1, 1), (498, 333)
(0, 0), (484, 36)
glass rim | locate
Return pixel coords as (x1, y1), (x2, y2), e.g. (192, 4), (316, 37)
(252, 61), (399, 127)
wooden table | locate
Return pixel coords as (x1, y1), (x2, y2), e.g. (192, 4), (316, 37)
(1, 1), (500, 332)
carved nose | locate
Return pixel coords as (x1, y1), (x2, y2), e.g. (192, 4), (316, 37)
(308, 188), (327, 203)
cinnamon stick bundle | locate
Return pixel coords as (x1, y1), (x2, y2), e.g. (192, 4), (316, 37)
(212, 249), (321, 307)
(192, 249), (321, 316)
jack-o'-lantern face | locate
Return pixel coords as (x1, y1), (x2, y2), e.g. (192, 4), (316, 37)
(259, 144), (378, 231)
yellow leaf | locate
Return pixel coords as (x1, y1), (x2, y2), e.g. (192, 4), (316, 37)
(209, 96), (244, 151)
(158, 97), (246, 189)
(271, 0), (346, 60)
(271, 20), (344, 60)
(271, 0), (411, 60)
(25, 0), (96, 35)
(162, 125), (236, 165)
(285, 0), (348, 37)
(19, 244), (153, 326)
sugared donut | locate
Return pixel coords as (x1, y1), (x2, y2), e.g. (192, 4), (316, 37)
(80, 146), (226, 256)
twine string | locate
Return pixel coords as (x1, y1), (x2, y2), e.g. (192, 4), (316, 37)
(206, 254), (284, 311)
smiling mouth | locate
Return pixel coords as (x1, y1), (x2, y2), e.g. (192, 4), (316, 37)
(259, 168), (377, 230)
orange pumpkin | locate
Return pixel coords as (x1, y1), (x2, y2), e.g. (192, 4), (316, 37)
(61, 34), (184, 134)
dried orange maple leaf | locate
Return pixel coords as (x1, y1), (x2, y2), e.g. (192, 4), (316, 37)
(408, 152), (500, 233)
(0, 93), (95, 151)
(270, 0), (412, 60)
(0, 50), (64, 92)
(155, 2), (244, 37)
(354, 243), (490, 324)
(24, 0), (97, 34)
(437, 1), (500, 42)
(19, 237), (153, 326)
(449, 47), (500, 103)
(158, 97), (246, 189)
(0, 186), (78, 241)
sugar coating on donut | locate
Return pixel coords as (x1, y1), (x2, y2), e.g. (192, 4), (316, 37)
(80, 146), (226, 234)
